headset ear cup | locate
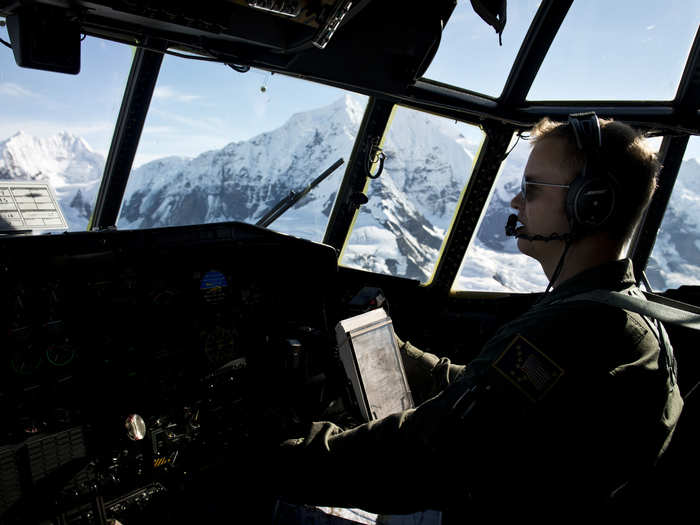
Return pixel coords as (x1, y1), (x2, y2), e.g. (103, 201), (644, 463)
(571, 177), (616, 230)
(566, 175), (583, 230)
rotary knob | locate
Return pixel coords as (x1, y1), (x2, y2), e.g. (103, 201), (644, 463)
(125, 414), (146, 441)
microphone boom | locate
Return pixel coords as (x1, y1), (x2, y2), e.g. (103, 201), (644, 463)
(505, 214), (571, 242)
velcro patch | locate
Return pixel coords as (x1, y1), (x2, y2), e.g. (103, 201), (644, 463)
(493, 335), (564, 402)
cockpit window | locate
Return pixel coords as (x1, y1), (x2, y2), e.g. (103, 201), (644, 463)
(646, 136), (700, 291)
(528, 0), (700, 101)
(0, 28), (132, 232)
(420, 1), (542, 97)
(340, 107), (484, 283)
(453, 135), (548, 293)
(453, 132), (664, 293)
(117, 54), (368, 243)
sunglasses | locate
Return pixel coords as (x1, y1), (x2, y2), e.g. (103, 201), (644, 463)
(521, 174), (570, 201)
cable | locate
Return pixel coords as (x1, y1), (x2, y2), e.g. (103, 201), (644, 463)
(543, 239), (573, 295)
(501, 130), (530, 160)
(227, 63), (250, 73)
(158, 47), (222, 62)
(98, 34), (231, 63)
(366, 150), (386, 179)
(137, 42), (256, 73)
(0, 32), (233, 64)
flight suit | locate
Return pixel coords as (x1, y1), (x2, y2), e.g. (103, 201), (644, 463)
(275, 259), (683, 520)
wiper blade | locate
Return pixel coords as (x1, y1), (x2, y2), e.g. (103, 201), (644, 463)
(256, 157), (344, 228)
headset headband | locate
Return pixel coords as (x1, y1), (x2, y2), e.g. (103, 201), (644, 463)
(568, 112), (602, 160)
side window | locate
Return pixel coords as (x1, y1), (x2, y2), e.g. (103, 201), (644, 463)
(646, 136), (700, 290)
(453, 136), (548, 293)
(340, 106), (484, 283)
(118, 55), (368, 244)
(0, 29), (132, 232)
(454, 133), (666, 293)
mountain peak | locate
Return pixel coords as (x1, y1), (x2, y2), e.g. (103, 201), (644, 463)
(328, 93), (365, 122)
(284, 94), (366, 132)
(2, 130), (92, 152)
(0, 130), (104, 187)
(330, 93), (364, 111)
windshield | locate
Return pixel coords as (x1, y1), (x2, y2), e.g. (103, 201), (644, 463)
(2, 4), (698, 294)
(340, 106), (484, 283)
(119, 52), (368, 243)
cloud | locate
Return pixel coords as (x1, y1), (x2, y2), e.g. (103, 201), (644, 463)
(646, 25), (656, 30)
(153, 85), (201, 103)
(0, 82), (37, 98)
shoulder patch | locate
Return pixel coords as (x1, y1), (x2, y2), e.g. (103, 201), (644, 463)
(492, 335), (564, 402)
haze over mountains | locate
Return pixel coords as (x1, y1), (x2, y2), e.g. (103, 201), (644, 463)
(1, 96), (698, 292)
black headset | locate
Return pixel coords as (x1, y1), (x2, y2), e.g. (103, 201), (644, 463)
(565, 112), (618, 235)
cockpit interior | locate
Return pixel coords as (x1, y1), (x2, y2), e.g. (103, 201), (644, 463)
(0, 1), (699, 523)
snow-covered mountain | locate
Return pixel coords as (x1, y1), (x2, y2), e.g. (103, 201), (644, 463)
(342, 107), (479, 280)
(2, 97), (698, 292)
(0, 131), (104, 230)
(120, 95), (367, 236)
(646, 157), (700, 290)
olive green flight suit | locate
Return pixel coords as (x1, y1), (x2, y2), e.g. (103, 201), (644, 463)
(275, 259), (683, 519)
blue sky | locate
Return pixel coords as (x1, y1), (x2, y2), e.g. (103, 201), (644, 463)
(1, 0), (699, 163)
(425, 0), (700, 102)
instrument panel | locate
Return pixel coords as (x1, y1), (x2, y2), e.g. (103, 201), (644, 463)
(0, 222), (343, 524)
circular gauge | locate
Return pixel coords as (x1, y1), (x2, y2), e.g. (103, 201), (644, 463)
(152, 289), (178, 305)
(46, 340), (76, 367)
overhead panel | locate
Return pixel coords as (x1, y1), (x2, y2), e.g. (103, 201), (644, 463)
(229, 0), (354, 48)
(528, 0), (700, 101)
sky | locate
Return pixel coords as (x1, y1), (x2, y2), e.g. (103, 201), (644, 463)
(1, 0), (700, 165)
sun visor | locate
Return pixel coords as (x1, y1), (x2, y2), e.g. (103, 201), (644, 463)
(6, 5), (81, 75)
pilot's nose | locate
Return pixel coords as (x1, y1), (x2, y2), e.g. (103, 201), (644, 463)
(510, 188), (523, 211)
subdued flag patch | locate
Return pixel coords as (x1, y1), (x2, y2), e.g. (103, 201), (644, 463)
(492, 335), (564, 402)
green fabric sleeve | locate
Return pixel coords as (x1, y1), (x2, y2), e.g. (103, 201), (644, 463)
(398, 338), (466, 398)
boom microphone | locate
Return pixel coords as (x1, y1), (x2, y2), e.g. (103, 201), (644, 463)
(505, 214), (572, 242)
(505, 214), (518, 237)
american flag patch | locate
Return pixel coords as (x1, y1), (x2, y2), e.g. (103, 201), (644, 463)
(492, 335), (564, 402)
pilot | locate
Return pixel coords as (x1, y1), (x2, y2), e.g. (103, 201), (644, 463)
(268, 114), (684, 521)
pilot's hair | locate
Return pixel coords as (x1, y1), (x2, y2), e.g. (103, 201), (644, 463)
(529, 117), (661, 242)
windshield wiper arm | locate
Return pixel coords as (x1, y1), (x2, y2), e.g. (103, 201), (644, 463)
(256, 158), (344, 228)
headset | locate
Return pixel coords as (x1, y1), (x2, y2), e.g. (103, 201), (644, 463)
(566, 112), (618, 235)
